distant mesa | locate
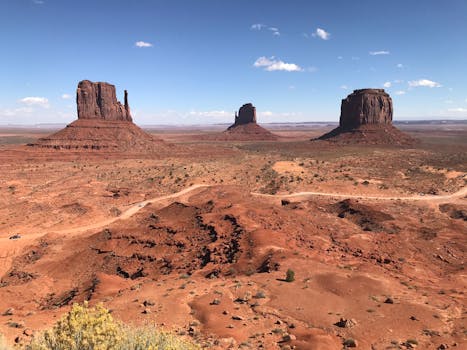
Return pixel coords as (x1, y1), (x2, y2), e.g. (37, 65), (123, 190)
(28, 80), (165, 152)
(317, 89), (415, 145)
(222, 103), (277, 141)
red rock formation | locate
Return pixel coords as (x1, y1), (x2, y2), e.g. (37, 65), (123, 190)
(28, 80), (167, 152)
(222, 103), (277, 140)
(318, 89), (414, 145)
(339, 89), (392, 129)
(77, 80), (132, 121)
(231, 103), (257, 126)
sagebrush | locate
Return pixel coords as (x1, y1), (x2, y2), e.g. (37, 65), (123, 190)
(24, 302), (199, 350)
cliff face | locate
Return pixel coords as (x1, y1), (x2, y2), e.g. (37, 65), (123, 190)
(27, 80), (169, 152)
(76, 80), (132, 122)
(339, 89), (392, 130)
(317, 89), (415, 145)
(233, 103), (257, 126)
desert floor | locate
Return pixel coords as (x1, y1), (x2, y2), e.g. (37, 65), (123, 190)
(0, 123), (465, 349)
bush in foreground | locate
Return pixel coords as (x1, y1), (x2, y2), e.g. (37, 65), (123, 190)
(25, 302), (199, 350)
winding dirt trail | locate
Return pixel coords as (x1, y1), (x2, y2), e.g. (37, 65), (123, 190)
(252, 185), (467, 203)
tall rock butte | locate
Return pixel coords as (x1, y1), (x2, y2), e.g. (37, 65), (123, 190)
(28, 80), (165, 152)
(318, 89), (414, 144)
(77, 80), (132, 121)
(223, 103), (277, 140)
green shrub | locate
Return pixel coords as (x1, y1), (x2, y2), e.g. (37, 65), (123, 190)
(26, 302), (199, 350)
(285, 269), (295, 282)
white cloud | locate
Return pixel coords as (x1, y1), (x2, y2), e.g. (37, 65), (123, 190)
(337, 56), (343, 60)
(19, 97), (49, 108)
(135, 41), (153, 48)
(254, 56), (302, 72)
(268, 27), (280, 36)
(251, 24), (280, 36)
(251, 23), (266, 30)
(408, 79), (442, 88)
(383, 82), (391, 88)
(32, 0), (44, 4)
(312, 28), (330, 40)
(396, 63), (404, 68)
(447, 108), (467, 112)
(340, 85), (348, 90)
(395, 90), (406, 95)
(351, 56), (360, 60)
(369, 50), (390, 55)
(61, 94), (72, 100)
(444, 100), (453, 104)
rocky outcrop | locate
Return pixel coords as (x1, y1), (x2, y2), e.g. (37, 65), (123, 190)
(231, 103), (256, 126)
(340, 89), (392, 129)
(223, 103), (277, 140)
(317, 89), (414, 145)
(77, 80), (132, 121)
(28, 80), (167, 152)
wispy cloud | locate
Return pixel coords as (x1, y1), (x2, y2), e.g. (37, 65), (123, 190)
(312, 28), (331, 40)
(340, 85), (348, 90)
(254, 56), (302, 72)
(251, 23), (266, 30)
(395, 90), (406, 95)
(408, 79), (442, 88)
(61, 94), (72, 100)
(135, 41), (153, 48)
(447, 107), (467, 112)
(337, 56), (343, 60)
(19, 97), (49, 108)
(383, 82), (391, 88)
(268, 27), (280, 36)
(396, 63), (404, 68)
(369, 50), (390, 55)
(251, 24), (280, 36)
(32, 0), (44, 4)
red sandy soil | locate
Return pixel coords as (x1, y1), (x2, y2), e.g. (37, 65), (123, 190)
(0, 125), (466, 349)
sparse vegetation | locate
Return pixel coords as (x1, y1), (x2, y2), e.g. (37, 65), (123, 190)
(285, 269), (295, 282)
(24, 302), (199, 350)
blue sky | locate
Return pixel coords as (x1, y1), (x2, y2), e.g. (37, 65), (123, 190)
(1, 0), (466, 125)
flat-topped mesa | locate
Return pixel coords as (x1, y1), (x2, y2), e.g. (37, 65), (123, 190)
(234, 103), (257, 126)
(340, 89), (392, 130)
(316, 89), (415, 145)
(77, 80), (132, 122)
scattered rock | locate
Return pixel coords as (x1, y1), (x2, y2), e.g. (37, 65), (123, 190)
(334, 317), (357, 328)
(9, 234), (21, 240)
(2, 308), (14, 316)
(210, 299), (221, 305)
(143, 299), (155, 307)
(232, 315), (244, 321)
(23, 328), (33, 336)
(384, 297), (394, 304)
(281, 333), (297, 342)
(437, 344), (449, 350)
(343, 338), (357, 347)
